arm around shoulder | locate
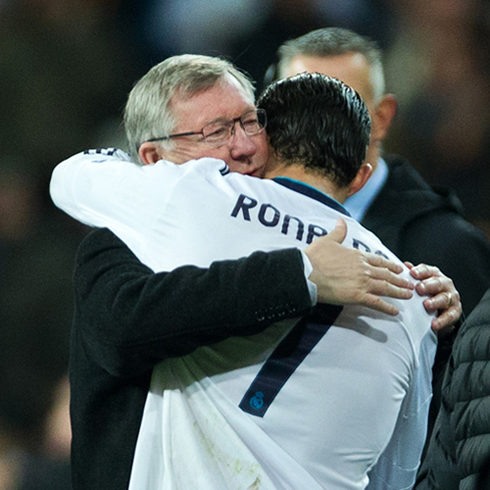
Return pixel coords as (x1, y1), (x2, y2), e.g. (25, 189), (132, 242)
(74, 228), (313, 378)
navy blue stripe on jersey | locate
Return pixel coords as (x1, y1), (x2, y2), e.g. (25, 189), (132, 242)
(83, 148), (117, 156)
(239, 305), (343, 417)
(220, 164), (231, 176)
(273, 177), (351, 217)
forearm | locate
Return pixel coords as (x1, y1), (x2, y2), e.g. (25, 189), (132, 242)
(75, 229), (313, 377)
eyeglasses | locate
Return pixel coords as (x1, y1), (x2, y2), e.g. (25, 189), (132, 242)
(147, 109), (267, 147)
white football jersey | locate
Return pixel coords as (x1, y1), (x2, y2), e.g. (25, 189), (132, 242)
(51, 149), (437, 490)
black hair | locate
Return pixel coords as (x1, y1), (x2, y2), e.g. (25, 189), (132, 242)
(257, 72), (371, 187)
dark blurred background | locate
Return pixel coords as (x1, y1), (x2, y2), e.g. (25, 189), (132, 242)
(0, 0), (489, 488)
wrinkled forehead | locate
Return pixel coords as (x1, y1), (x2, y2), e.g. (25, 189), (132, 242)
(174, 73), (254, 105)
(169, 74), (256, 130)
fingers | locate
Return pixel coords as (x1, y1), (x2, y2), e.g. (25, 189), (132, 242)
(365, 252), (405, 275)
(416, 275), (460, 311)
(368, 275), (414, 299)
(423, 290), (462, 332)
(411, 262), (463, 334)
(344, 254), (418, 315)
(430, 307), (461, 335)
(410, 263), (441, 281)
(364, 253), (413, 289)
(443, 291), (454, 307)
(357, 259), (414, 316)
(338, 252), (415, 315)
(361, 294), (400, 316)
(328, 218), (348, 244)
(305, 221), (413, 315)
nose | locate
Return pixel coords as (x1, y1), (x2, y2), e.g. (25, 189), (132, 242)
(227, 128), (267, 176)
(229, 123), (257, 160)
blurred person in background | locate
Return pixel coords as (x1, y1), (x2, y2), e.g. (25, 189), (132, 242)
(270, 26), (490, 458)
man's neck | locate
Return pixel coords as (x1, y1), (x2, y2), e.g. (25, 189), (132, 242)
(264, 162), (348, 203)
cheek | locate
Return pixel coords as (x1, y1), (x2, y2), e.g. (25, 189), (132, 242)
(168, 145), (214, 164)
(171, 145), (235, 166)
(204, 147), (235, 164)
(254, 138), (269, 166)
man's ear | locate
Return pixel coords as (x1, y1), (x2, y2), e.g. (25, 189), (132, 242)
(139, 142), (165, 165)
(347, 163), (373, 197)
(371, 94), (397, 141)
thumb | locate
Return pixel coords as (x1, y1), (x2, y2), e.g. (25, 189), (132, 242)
(328, 218), (347, 244)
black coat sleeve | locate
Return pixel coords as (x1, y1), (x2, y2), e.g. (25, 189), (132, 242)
(74, 228), (313, 378)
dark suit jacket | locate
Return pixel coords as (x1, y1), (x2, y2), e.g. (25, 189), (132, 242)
(363, 155), (490, 317)
(70, 228), (312, 490)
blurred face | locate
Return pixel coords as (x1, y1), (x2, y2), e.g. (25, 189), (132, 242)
(163, 75), (268, 176)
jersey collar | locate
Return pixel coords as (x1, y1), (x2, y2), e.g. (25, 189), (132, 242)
(272, 177), (351, 217)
